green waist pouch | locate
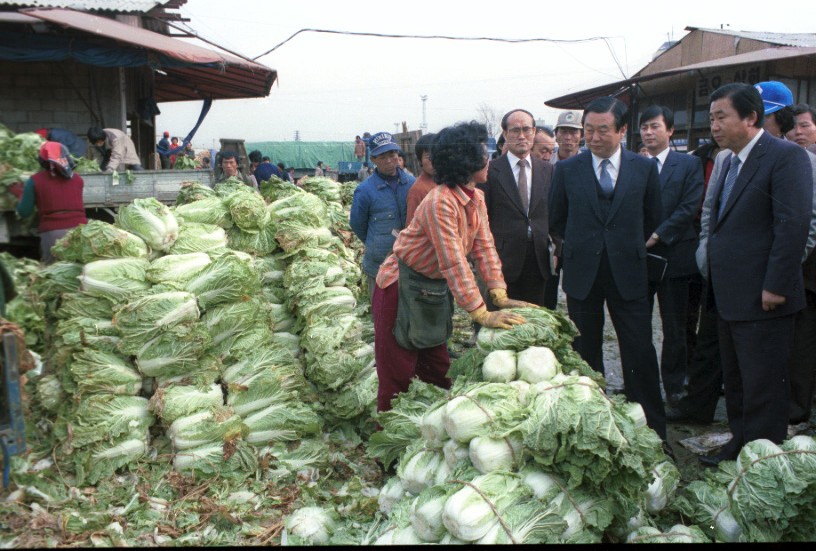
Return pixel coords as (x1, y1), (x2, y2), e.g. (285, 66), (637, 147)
(393, 260), (453, 350)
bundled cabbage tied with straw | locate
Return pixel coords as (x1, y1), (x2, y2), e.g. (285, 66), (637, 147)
(112, 291), (200, 355)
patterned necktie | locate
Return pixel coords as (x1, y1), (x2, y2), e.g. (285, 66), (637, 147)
(718, 155), (742, 219)
(517, 158), (529, 212)
(599, 159), (614, 198)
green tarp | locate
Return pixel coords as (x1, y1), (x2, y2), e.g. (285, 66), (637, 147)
(245, 141), (356, 171)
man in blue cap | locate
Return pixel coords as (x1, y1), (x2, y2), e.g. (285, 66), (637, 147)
(350, 131), (415, 298)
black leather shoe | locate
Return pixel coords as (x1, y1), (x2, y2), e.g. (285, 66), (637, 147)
(698, 453), (725, 468)
(665, 406), (710, 425)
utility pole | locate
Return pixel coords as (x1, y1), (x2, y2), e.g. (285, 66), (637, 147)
(294, 130), (301, 141)
(420, 95), (428, 132)
(393, 122), (399, 134)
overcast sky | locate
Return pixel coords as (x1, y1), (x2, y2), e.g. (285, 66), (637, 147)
(156, 0), (815, 148)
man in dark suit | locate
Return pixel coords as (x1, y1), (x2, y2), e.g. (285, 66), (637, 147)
(701, 83), (812, 466)
(479, 109), (554, 307)
(639, 105), (705, 407)
(549, 96), (667, 442)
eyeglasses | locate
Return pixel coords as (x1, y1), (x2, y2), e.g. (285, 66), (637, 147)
(508, 126), (536, 137)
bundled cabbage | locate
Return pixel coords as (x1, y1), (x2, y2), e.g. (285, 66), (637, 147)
(482, 349), (517, 383)
(220, 346), (301, 385)
(284, 506), (336, 545)
(201, 298), (267, 357)
(69, 350), (142, 396)
(116, 197), (179, 252)
(134, 324), (219, 385)
(397, 444), (447, 496)
(145, 252), (212, 285)
(168, 222), (229, 255)
(172, 439), (258, 477)
(442, 471), (532, 541)
(443, 382), (526, 444)
(79, 258), (151, 301)
(298, 176), (342, 203)
(35, 374), (65, 413)
(469, 434), (524, 474)
(476, 307), (577, 353)
(241, 399), (322, 444)
(368, 380), (450, 468)
(182, 251), (260, 311)
(175, 181), (217, 204)
(74, 436), (149, 486)
(626, 525), (710, 544)
(167, 406), (246, 450)
(149, 383), (224, 424)
(226, 207), (278, 256)
(516, 346), (561, 383)
(645, 461), (681, 513)
(410, 484), (456, 542)
(172, 196), (232, 228)
(112, 291), (200, 355)
(52, 220), (150, 263)
(223, 187), (268, 234)
(68, 395), (153, 449)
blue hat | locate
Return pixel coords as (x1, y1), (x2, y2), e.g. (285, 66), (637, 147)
(754, 81), (793, 115)
(369, 132), (400, 157)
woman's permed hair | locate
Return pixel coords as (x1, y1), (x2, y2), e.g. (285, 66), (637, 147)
(431, 120), (488, 187)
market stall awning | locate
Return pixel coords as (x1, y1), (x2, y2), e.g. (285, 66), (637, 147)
(18, 7), (276, 102)
(545, 46), (816, 109)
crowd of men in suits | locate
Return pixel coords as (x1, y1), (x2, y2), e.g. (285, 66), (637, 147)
(353, 81), (816, 466)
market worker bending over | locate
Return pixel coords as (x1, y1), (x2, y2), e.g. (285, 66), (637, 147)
(350, 131), (415, 299)
(14, 142), (88, 264)
(372, 121), (532, 412)
(87, 127), (143, 172)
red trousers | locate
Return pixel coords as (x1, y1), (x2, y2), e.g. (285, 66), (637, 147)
(372, 282), (451, 412)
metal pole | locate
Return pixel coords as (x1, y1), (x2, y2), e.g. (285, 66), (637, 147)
(421, 95), (428, 132)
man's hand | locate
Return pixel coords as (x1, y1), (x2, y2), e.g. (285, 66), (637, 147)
(489, 288), (539, 309)
(646, 233), (660, 248)
(470, 305), (526, 329)
(762, 290), (786, 312)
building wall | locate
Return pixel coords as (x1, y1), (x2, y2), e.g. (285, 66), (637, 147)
(0, 60), (125, 136)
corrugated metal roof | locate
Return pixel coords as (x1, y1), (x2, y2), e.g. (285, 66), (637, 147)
(22, 7), (276, 101)
(0, 0), (164, 13)
(545, 46), (816, 109)
(686, 27), (816, 48)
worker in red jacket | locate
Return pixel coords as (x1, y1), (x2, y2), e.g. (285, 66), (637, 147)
(13, 141), (87, 264)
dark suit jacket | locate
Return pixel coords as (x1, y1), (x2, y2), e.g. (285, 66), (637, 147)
(650, 150), (705, 278)
(479, 154), (553, 282)
(549, 149), (662, 301)
(708, 132), (812, 321)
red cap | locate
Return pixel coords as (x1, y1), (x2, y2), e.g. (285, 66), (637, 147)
(163, 130), (170, 137)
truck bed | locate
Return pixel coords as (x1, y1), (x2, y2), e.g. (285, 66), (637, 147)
(80, 169), (214, 207)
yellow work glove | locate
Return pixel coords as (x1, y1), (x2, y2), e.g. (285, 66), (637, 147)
(469, 305), (526, 329)
(489, 288), (539, 309)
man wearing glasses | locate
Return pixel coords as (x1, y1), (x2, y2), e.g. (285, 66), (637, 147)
(478, 109), (555, 308)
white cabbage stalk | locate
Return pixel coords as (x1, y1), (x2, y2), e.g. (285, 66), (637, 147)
(410, 488), (449, 542)
(645, 461), (680, 513)
(434, 460), (452, 486)
(390, 525), (424, 545)
(91, 438), (147, 461)
(398, 448), (445, 495)
(378, 477), (405, 514)
(516, 346), (560, 383)
(420, 404), (449, 447)
(285, 506), (335, 545)
(469, 435), (523, 474)
(146, 252), (212, 284)
(442, 472), (526, 541)
(508, 380), (531, 406)
(443, 395), (490, 443)
(622, 401), (648, 429)
(443, 439), (470, 470)
(482, 349), (517, 382)
(520, 468), (563, 502)
(439, 533), (467, 544)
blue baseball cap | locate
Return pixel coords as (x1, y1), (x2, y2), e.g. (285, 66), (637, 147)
(754, 81), (793, 115)
(369, 132), (400, 157)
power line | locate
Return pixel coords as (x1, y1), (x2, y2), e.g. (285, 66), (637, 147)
(252, 28), (620, 61)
